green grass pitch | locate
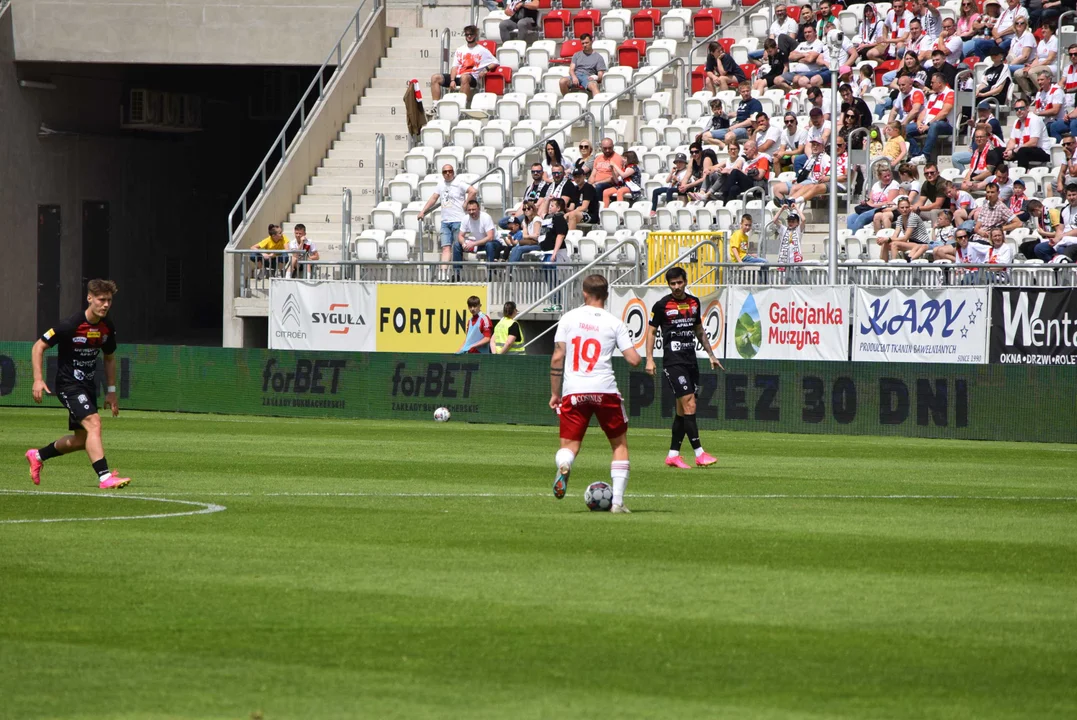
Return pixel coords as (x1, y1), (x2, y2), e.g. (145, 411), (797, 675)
(1, 407), (1076, 719)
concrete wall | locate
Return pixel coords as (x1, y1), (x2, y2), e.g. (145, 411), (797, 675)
(223, 9), (390, 345)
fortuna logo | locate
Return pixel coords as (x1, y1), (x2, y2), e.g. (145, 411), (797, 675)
(281, 293), (302, 328)
(312, 303), (367, 335)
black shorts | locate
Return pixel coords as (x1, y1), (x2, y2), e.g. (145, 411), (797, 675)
(437, 74), (479, 89)
(56, 385), (99, 431)
(663, 364), (700, 399)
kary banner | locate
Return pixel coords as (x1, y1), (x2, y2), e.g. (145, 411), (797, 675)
(990, 288), (1077, 365)
(853, 288), (988, 364)
(269, 280), (376, 351)
(726, 287), (849, 361)
(376, 284), (488, 353)
(610, 286), (726, 359)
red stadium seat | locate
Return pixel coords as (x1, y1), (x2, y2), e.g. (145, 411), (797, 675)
(572, 9), (600, 38)
(786, 6), (802, 22)
(680, 0), (703, 7)
(485, 66), (513, 95)
(690, 64), (707, 94)
(560, 0), (583, 8)
(832, 4), (844, 13)
(478, 39), (498, 56)
(619, 0), (643, 8)
(538, 0), (554, 7)
(740, 63), (757, 83)
(556, 39), (581, 63)
(962, 56), (981, 69)
(543, 9), (571, 40)
(874, 59), (900, 86)
(718, 38), (735, 53)
(692, 9), (723, 38)
(632, 9), (661, 39)
(650, 0), (673, 7)
(618, 39), (647, 69)
(741, 0), (764, 7)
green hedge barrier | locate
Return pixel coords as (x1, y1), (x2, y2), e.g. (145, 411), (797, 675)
(1, 342), (1073, 443)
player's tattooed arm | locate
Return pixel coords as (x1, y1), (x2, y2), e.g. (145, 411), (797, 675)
(549, 342), (566, 409)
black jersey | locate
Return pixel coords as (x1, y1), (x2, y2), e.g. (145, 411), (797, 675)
(649, 292), (702, 367)
(42, 311), (117, 389)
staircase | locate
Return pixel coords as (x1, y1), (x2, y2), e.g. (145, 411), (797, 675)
(280, 27), (442, 259)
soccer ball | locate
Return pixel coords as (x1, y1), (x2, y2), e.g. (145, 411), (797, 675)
(433, 407), (451, 422)
(584, 482), (613, 512)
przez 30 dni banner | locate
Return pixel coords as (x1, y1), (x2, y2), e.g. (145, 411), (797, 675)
(990, 288), (1077, 365)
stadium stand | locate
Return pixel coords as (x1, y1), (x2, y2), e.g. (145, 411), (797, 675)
(232, 0), (1077, 319)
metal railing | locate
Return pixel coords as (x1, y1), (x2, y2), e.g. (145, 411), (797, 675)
(1058, 12), (1077, 84)
(226, 0), (381, 245)
(440, 27), (452, 76)
(0, 0), (11, 17)
(341, 189), (353, 268)
(953, 67), (973, 156)
(704, 260), (1077, 288)
(643, 237), (724, 286)
(374, 133), (386, 204)
(846, 127), (871, 215)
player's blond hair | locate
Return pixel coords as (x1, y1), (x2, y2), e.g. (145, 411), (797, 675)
(86, 279), (118, 296)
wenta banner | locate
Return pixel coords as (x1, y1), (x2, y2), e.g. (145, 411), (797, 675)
(610, 286), (727, 358)
(269, 280), (377, 351)
(726, 287), (848, 361)
(853, 288), (988, 364)
(990, 288), (1077, 365)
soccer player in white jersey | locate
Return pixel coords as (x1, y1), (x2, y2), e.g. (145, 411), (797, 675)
(549, 274), (642, 513)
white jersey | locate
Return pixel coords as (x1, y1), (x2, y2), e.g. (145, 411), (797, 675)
(554, 305), (633, 396)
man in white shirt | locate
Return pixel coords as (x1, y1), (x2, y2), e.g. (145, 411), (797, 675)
(792, 107), (831, 175)
(1033, 185), (1077, 261)
(549, 274), (642, 512)
(781, 24), (830, 89)
(417, 165), (477, 277)
(888, 74), (926, 125)
(750, 4), (799, 60)
(904, 20), (934, 63)
(775, 113), (807, 170)
(909, 0), (941, 39)
(1032, 70), (1067, 129)
(923, 17), (962, 68)
(753, 112), (783, 156)
(906, 72), (954, 164)
(883, 0), (916, 58)
(429, 25), (497, 107)
(455, 198), (498, 261)
(1004, 99), (1051, 166)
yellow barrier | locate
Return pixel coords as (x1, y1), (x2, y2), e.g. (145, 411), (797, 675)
(646, 231), (726, 287)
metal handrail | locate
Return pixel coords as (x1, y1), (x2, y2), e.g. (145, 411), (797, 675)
(1058, 12), (1077, 85)
(596, 60), (682, 141)
(642, 237), (724, 285)
(953, 67), (973, 155)
(341, 189), (353, 266)
(517, 238), (645, 318)
(470, 0), (479, 30)
(440, 27), (452, 76)
(226, 0), (381, 246)
(520, 262), (641, 349)
(374, 133), (386, 204)
(0, 0), (11, 17)
(846, 127), (871, 213)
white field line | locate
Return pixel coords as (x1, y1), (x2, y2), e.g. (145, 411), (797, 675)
(0, 489), (227, 524)
(43, 490), (1077, 503)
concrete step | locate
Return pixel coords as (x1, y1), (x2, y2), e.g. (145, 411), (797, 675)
(316, 162), (379, 175)
(342, 120), (410, 134)
(336, 130), (412, 145)
(369, 76), (436, 91)
(303, 185), (383, 201)
(376, 67), (448, 80)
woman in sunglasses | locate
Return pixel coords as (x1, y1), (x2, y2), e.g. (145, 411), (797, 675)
(573, 141), (595, 177)
(956, 0), (983, 46)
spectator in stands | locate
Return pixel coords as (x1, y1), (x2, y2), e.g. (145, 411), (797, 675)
(992, 163), (1015, 202)
(500, 162), (548, 227)
(1032, 183), (1077, 260)
(855, 3), (889, 61)
(1009, 178), (1030, 221)
(430, 26), (496, 108)
(1051, 136), (1077, 197)
(969, 227), (1015, 270)
(880, 121), (910, 165)
(650, 153), (692, 216)
(974, 101), (1006, 141)
(704, 41), (746, 93)
(540, 197), (570, 312)
(975, 47), (1012, 110)
(560, 33), (606, 98)
(882, 74), (925, 126)
(1030, 71), (1068, 142)
(417, 164), (476, 280)
(901, 20), (933, 67)
(847, 164), (901, 230)
(1034, 224), (1077, 262)
(839, 84), (872, 135)
(1004, 99), (1051, 166)
(754, 39), (790, 93)
(855, 65), (875, 97)
(573, 140), (595, 177)
(724, 83), (763, 143)
(679, 142), (712, 197)
(885, 197), (931, 260)
(602, 151), (643, 206)
(956, 0), (984, 51)
(774, 113), (807, 173)
(879, 0), (915, 60)
(498, 216), (523, 260)
(792, 107), (831, 174)
(287, 224), (319, 279)
(955, 124), (1004, 189)
(1019, 198), (1056, 257)
(729, 214), (767, 263)
(966, 0), (1024, 59)
(701, 98), (731, 148)
(458, 295), (492, 354)
(250, 223), (289, 278)
(925, 19), (962, 72)
(454, 199), (499, 272)
(896, 162), (922, 205)
(540, 164), (572, 217)
(927, 48), (958, 90)
(906, 72), (955, 164)
(508, 201), (542, 263)
(752, 4), (799, 60)
(806, 86), (833, 121)
(754, 113), (782, 156)
(772, 137), (832, 208)
(815, 0), (838, 36)
(945, 180), (977, 226)
(933, 226), (972, 262)
(589, 138), (624, 199)
(970, 182), (1021, 244)
(781, 25), (829, 89)
(706, 139), (772, 203)
(493, 301), (525, 354)
(912, 163), (949, 221)
(541, 140), (565, 183)
(930, 209), (958, 252)
(1014, 23), (1058, 96)
(697, 140), (742, 199)
(1006, 18), (1036, 76)
(776, 207), (805, 265)
(796, 1), (816, 42)
(563, 168), (598, 230)
(499, 0), (539, 43)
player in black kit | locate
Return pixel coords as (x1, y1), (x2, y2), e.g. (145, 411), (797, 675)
(644, 267), (724, 469)
(25, 279), (131, 489)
